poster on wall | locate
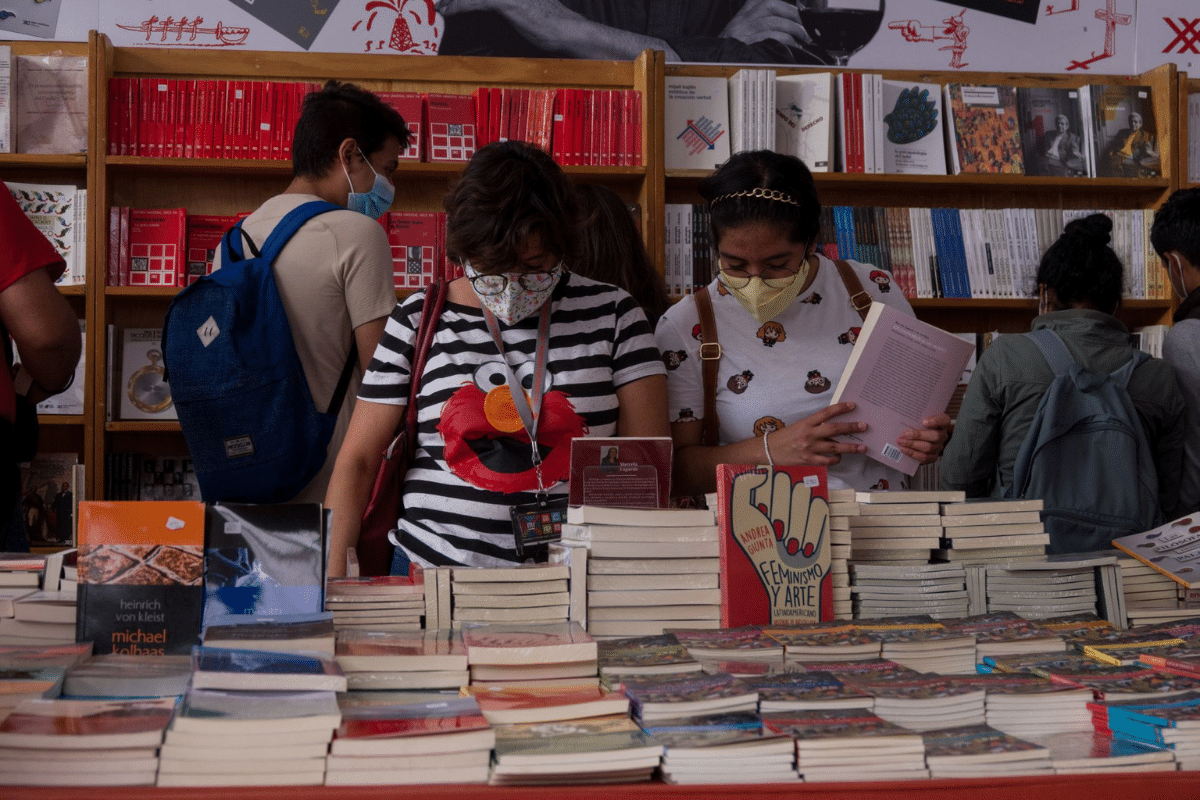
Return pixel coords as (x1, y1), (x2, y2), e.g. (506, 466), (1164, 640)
(1135, 0), (1200, 73)
(0, 0), (65, 39)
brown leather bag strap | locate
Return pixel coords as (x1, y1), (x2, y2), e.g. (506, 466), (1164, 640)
(834, 259), (872, 322)
(403, 281), (447, 460)
(694, 285), (721, 447)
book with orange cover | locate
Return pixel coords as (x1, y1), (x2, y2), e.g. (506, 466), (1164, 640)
(76, 501), (206, 655)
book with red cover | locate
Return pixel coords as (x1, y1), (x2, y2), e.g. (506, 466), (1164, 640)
(471, 86), (490, 149)
(106, 205), (121, 287)
(76, 501), (206, 656)
(326, 573), (424, 597)
(330, 695), (493, 756)
(0, 697), (176, 749)
(335, 628), (468, 672)
(715, 465), (831, 628)
(118, 206), (131, 286)
(127, 208), (186, 287)
(377, 91), (424, 162)
(385, 211), (439, 290)
(424, 93), (476, 163)
(184, 214), (236, 287)
(567, 436), (672, 509)
(106, 77), (122, 156)
(469, 684), (629, 724)
(550, 91), (568, 165)
(489, 87), (504, 146)
(213, 80), (229, 159)
(510, 88), (528, 145)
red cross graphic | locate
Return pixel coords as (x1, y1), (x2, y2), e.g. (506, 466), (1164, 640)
(1164, 17), (1200, 54)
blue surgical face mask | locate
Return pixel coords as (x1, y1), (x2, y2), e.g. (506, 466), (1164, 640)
(342, 148), (394, 219)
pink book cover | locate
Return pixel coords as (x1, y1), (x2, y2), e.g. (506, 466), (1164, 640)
(385, 211), (439, 290)
(335, 629), (465, 660)
(0, 698), (176, 738)
(335, 697), (489, 740)
(828, 302), (974, 475)
(377, 91), (424, 162)
(715, 465), (831, 628)
(472, 685), (624, 714)
(567, 436), (672, 508)
(327, 574), (424, 596)
(127, 208), (186, 287)
(424, 93), (476, 163)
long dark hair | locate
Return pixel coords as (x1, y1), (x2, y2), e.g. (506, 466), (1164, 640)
(697, 150), (821, 248)
(571, 184), (670, 325)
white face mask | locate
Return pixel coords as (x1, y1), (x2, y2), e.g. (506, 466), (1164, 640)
(1168, 255), (1189, 300)
(464, 261), (563, 325)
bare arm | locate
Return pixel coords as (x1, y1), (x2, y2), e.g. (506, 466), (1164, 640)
(324, 398), (406, 578)
(437, 0), (680, 59)
(615, 374), (670, 438)
(722, 0), (811, 46)
(353, 317), (388, 372)
(0, 268), (81, 401)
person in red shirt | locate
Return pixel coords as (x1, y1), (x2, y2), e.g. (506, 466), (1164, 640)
(0, 181), (83, 542)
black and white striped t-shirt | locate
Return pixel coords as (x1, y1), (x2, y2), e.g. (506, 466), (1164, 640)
(359, 273), (665, 567)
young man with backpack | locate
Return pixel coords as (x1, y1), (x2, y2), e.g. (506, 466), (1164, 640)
(1151, 187), (1200, 515)
(939, 214), (1185, 553)
(165, 81), (409, 504)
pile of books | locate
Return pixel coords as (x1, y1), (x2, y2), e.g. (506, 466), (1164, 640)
(763, 708), (930, 782)
(623, 670), (758, 724)
(1090, 690), (1200, 770)
(325, 574), (425, 636)
(1, 589), (77, 646)
(934, 499), (1049, 562)
(490, 714), (661, 786)
(462, 620), (600, 690)
(325, 693), (493, 786)
(595, 633), (701, 685)
(850, 562), (969, 620)
(1027, 729), (1176, 774)
(984, 558), (1105, 620)
(825, 488), (856, 618)
(0, 552), (45, 590)
(1119, 555), (1189, 627)
(921, 724), (1053, 778)
(852, 616), (977, 674)
(451, 565), (570, 627)
(333, 628), (468, 691)
(644, 710), (798, 784)
(563, 505), (721, 639)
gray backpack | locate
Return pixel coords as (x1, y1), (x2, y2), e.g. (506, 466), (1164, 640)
(1004, 329), (1161, 554)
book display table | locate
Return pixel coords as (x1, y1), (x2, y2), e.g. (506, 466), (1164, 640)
(5, 772), (1200, 800)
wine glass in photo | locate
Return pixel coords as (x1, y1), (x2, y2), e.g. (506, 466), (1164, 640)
(797, 0), (886, 66)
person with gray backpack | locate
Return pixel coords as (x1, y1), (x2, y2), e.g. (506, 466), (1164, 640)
(940, 214), (1186, 553)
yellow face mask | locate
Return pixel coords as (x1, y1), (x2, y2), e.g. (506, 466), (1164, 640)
(718, 259), (812, 324)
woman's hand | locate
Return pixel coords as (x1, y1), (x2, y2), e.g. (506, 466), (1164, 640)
(896, 412), (953, 465)
(765, 401), (868, 466)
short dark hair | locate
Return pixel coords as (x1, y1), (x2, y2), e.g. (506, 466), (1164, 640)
(291, 80), (410, 179)
(1036, 213), (1123, 314)
(571, 183), (670, 325)
(1151, 187), (1200, 266)
(443, 141), (579, 272)
(697, 150), (821, 249)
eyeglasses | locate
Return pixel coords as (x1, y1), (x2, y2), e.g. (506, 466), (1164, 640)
(467, 268), (560, 296)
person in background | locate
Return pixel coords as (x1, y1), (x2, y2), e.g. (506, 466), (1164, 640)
(1034, 113), (1085, 177)
(214, 80), (409, 504)
(0, 181), (83, 548)
(940, 213), (1185, 521)
(654, 150), (950, 497)
(325, 141), (668, 575)
(1106, 111), (1159, 177)
(1151, 187), (1200, 514)
(572, 183), (670, 328)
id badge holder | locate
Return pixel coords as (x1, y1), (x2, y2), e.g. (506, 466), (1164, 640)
(510, 495), (568, 559)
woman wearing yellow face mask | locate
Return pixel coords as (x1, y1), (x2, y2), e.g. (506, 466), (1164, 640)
(655, 150), (953, 497)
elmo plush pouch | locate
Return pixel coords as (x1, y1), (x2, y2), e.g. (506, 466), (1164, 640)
(358, 281), (448, 576)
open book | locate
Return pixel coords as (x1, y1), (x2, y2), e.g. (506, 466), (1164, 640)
(829, 303), (974, 475)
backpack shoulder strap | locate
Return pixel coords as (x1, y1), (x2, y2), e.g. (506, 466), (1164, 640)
(1023, 329), (1077, 376)
(257, 200), (342, 264)
(833, 259), (872, 322)
(694, 285), (721, 447)
(1111, 348), (1150, 388)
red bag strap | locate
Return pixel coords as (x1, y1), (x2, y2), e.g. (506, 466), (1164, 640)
(694, 285), (721, 447)
(402, 281), (447, 458)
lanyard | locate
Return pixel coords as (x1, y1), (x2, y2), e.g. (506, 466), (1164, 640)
(481, 302), (553, 493)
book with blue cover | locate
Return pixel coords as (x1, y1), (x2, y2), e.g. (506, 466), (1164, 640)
(189, 646), (347, 692)
(202, 502), (325, 628)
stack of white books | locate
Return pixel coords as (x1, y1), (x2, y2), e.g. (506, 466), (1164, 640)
(854, 617), (977, 674)
(921, 724), (1054, 778)
(325, 693), (493, 786)
(158, 686), (340, 787)
(462, 620), (599, 688)
(645, 710), (798, 784)
(1025, 729), (1177, 774)
(825, 488), (856, 618)
(847, 497), (944, 566)
(848, 676), (986, 731)
(564, 505), (720, 639)
(0, 589), (77, 646)
(325, 575), (425, 634)
(941, 610), (1066, 662)
(762, 708), (930, 782)
(451, 565), (570, 627)
(1119, 555), (1187, 625)
(850, 562), (969, 620)
(333, 628), (469, 691)
(489, 714), (662, 786)
(0, 553), (43, 589)
(595, 633), (701, 684)
(934, 499), (1050, 562)
(761, 621), (882, 665)
(974, 675), (1098, 738)
(202, 613), (336, 656)
(622, 670), (758, 724)
(0, 696), (173, 786)
(61, 652), (192, 699)
(984, 562), (1100, 619)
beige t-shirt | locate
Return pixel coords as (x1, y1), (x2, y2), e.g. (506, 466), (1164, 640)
(214, 193), (396, 502)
